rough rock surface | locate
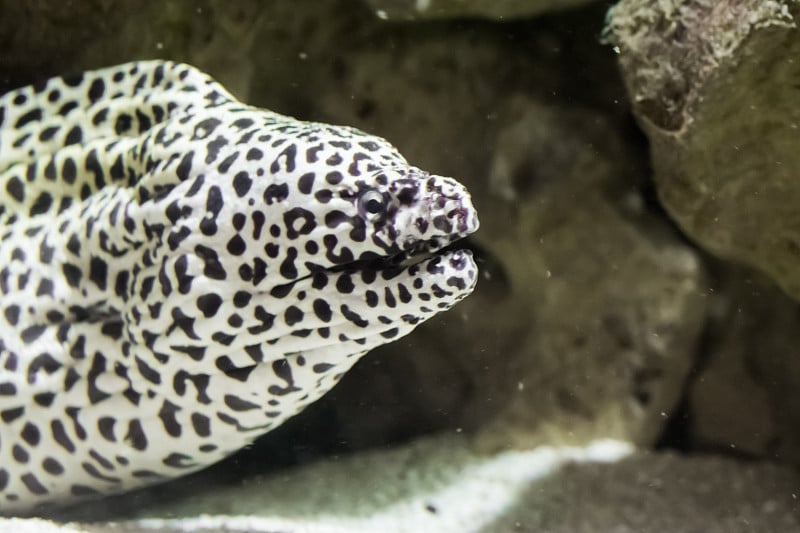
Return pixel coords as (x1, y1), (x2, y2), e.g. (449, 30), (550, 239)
(359, 0), (598, 20)
(687, 268), (800, 463)
(25, 434), (800, 532)
(470, 98), (705, 451)
(605, 0), (800, 299)
(605, 0), (800, 471)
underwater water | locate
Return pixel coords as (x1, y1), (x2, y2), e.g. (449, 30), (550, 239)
(0, 0), (799, 531)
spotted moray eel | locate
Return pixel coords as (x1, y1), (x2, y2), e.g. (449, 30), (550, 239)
(0, 61), (479, 513)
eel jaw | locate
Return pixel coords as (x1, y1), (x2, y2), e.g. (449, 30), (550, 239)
(327, 237), (452, 275)
(332, 220), (479, 275)
(392, 237), (461, 269)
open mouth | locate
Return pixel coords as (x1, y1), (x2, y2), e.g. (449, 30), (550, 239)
(327, 235), (470, 277)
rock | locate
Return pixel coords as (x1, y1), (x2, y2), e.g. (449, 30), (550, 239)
(604, 0), (800, 299)
(605, 0), (800, 470)
(688, 267), (800, 462)
(36, 433), (800, 532)
(359, 0), (599, 20)
(0, 1), (126, 87)
(0, 0), (262, 98)
(472, 97), (706, 451)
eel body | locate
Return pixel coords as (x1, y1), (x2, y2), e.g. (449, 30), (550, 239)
(0, 61), (479, 512)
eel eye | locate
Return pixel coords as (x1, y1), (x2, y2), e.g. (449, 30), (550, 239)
(358, 189), (388, 221)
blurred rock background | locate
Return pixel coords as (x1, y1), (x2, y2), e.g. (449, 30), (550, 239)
(1, 0), (799, 531)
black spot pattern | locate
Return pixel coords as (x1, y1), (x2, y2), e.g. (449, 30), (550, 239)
(0, 60), (479, 513)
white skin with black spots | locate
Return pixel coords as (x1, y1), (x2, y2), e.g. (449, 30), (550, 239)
(0, 61), (479, 513)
